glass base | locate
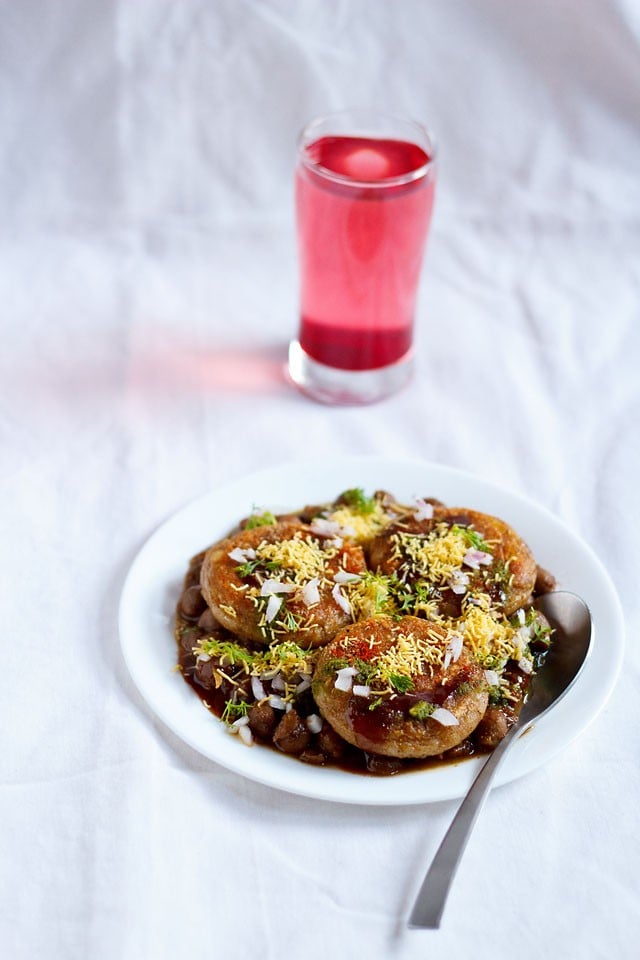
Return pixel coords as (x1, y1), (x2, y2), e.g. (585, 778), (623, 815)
(287, 340), (414, 405)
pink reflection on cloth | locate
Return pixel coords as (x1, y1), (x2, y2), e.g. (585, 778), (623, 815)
(127, 342), (289, 397)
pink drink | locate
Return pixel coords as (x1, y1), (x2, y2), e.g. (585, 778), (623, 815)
(296, 134), (435, 372)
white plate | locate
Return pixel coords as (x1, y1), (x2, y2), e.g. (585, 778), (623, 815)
(119, 456), (624, 805)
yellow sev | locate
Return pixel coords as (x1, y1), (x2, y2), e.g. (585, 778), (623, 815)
(255, 532), (331, 584)
(460, 604), (515, 661)
(392, 524), (469, 583)
(329, 503), (391, 541)
(374, 630), (447, 683)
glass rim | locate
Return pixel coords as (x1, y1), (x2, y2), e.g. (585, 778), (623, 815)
(296, 107), (437, 189)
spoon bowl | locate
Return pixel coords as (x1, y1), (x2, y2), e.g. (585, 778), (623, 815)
(514, 591), (593, 725)
(408, 590), (592, 930)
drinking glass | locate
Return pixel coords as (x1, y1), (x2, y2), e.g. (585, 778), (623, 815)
(288, 108), (436, 404)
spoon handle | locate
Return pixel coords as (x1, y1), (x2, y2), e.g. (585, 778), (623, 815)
(407, 722), (525, 929)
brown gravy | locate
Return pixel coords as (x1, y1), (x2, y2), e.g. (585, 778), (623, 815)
(173, 496), (553, 778)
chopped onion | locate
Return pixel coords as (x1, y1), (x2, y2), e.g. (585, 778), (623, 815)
(413, 497), (434, 521)
(334, 666), (357, 692)
(463, 548), (493, 570)
(333, 570), (362, 585)
(310, 518), (342, 538)
(265, 594), (282, 622)
(227, 547), (256, 562)
(260, 579), (297, 596)
(444, 633), (464, 671)
(230, 715), (250, 731)
(352, 684), (371, 698)
(516, 608), (526, 625)
(296, 677), (312, 694)
(332, 583), (352, 616)
(514, 626), (529, 658)
(268, 695), (287, 710)
(518, 658), (533, 674)
(259, 667), (279, 680)
(197, 653), (211, 663)
(238, 724), (254, 746)
(431, 708), (459, 727)
(484, 669), (501, 687)
(311, 517), (356, 539)
(449, 570), (469, 595)
(271, 674), (285, 692)
(306, 714), (323, 734)
(301, 577), (320, 606)
(251, 676), (266, 700)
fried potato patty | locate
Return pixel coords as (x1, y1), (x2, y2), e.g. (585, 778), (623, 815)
(200, 520), (367, 648)
(368, 506), (537, 616)
(313, 616), (488, 758)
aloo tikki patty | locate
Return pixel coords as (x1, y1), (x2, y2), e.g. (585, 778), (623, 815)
(368, 506), (537, 617)
(313, 616), (488, 758)
(200, 520), (367, 648)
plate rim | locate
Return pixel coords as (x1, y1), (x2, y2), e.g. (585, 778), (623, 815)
(118, 455), (625, 805)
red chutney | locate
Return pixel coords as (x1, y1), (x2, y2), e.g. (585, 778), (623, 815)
(341, 637), (379, 661)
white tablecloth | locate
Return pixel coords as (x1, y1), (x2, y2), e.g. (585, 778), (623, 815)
(2, 2), (639, 958)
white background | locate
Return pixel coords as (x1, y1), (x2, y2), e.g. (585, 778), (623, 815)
(1, 1), (639, 958)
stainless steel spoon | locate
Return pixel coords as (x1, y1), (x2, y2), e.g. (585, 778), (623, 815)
(408, 590), (592, 930)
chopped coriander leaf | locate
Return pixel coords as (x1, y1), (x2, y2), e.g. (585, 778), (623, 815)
(489, 560), (510, 586)
(323, 657), (350, 676)
(480, 653), (505, 672)
(235, 558), (282, 578)
(353, 659), (378, 684)
(221, 699), (250, 724)
(358, 571), (393, 614)
(280, 606), (301, 632)
(409, 701), (436, 720)
(394, 587), (415, 615)
(452, 524), (489, 551)
(235, 558), (262, 577)
(245, 510), (277, 529)
(271, 640), (310, 662)
(390, 578), (416, 613)
(530, 619), (553, 647)
(488, 685), (506, 706)
(196, 638), (255, 665)
(411, 582), (435, 615)
(368, 696), (384, 711)
(390, 578), (434, 617)
(389, 673), (414, 694)
(251, 641), (314, 682)
(340, 488), (376, 515)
